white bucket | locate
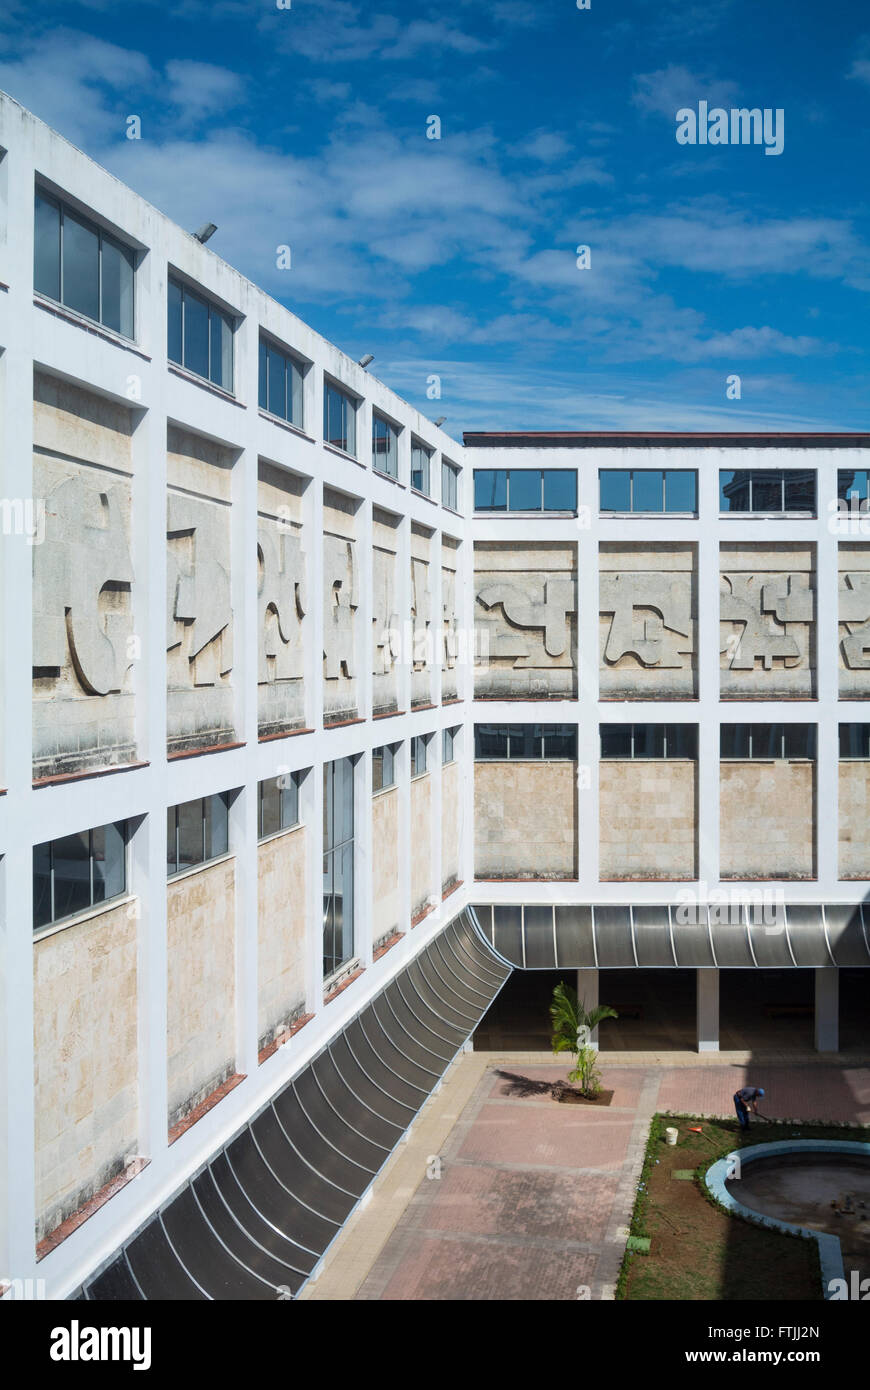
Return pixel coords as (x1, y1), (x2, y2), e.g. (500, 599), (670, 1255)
(665, 1127), (678, 1146)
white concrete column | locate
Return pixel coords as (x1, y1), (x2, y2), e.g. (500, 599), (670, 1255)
(814, 968), (839, 1053)
(577, 967), (599, 1044)
(696, 968), (719, 1053)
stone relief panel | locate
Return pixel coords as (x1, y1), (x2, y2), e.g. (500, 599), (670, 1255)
(258, 463), (306, 736)
(442, 535), (459, 702)
(166, 428), (235, 753)
(475, 541), (577, 699)
(32, 373), (137, 778)
(838, 544), (870, 698)
(323, 487), (359, 723)
(372, 508), (399, 716)
(599, 543), (696, 699)
(720, 542), (815, 699)
(411, 524), (433, 708)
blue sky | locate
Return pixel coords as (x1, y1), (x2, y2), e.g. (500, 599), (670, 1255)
(1, 0), (868, 433)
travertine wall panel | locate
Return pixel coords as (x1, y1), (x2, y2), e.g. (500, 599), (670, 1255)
(372, 786), (400, 939)
(442, 535), (459, 702)
(411, 524), (433, 708)
(257, 827), (307, 1050)
(33, 900), (138, 1241)
(600, 761), (697, 879)
(474, 761), (577, 879)
(32, 373), (136, 777)
(838, 543), (870, 698)
(166, 858), (236, 1127)
(600, 543), (696, 699)
(372, 508), (400, 715)
(410, 773), (432, 917)
(720, 542), (815, 699)
(258, 463), (306, 735)
(166, 427), (235, 753)
(838, 762), (870, 878)
(720, 761), (815, 878)
(323, 488), (359, 723)
(441, 758), (461, 891)
(475, 541), (577, 698)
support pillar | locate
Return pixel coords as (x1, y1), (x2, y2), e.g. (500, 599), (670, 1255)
(696, 968), (719, 1053)
(577, 967), (599, 1044)
(814, 968), (839, 1053)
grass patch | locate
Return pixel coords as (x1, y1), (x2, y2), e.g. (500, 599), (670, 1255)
(618, 1113), (870, 1301)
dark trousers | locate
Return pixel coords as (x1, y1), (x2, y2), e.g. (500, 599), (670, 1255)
(734, 1094), (750, 1128)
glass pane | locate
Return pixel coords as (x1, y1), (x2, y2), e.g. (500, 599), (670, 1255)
(543, 470), (576, 511)
(62, 211), (99, 320)
(720, 725), (750, 758)
(600, 470), (630, 511)
(543, 725), (576, 758)
(751, 471), (782, 512)
(719, 470), (749, 512)
(322, 854), (335, 976)
(33, 841), (53, 929)
(601, 725), (631, 758)
(474, 470), (507, 510)
(183, 288), (209, 379)
(515, 726), (542, 758)
(344, 396), (356, 456)
(840, 724), (870, 758)
(210, 307), (232, 389)
(634, 724), (665, 758)
(268, 347), (286, 419)
(411, 446), (430, 493)
(52, 830), (92, 920)
(665, 470), (696, 512)
(784, 470), (815, 512)
(334, 757), (354, 844)
(632, 471), (664, 513)
(336, 842), (354, 968)
(784, 724), (814, 759)
(508, 470), (541, 511)
(838, 470), (868, 507)
(167, 280), (183, 364)
(667, 725), (698, 759)
(258, 339), (268, 409)
(92, 821), (126, 903)
(166, 807), (177, 876)
(751, 724), (781, 758)
(260, 778), (280, 838)
(475, 725), (506, 758)
(289, 359), (303, 425)
(100, 236), (134, 337)
(323, 762), (333, 853)
(205, 792), (229, 859)
(34, 194), (60, 300)
(177, 799), (203, 871)
(281, 773), (299, 828)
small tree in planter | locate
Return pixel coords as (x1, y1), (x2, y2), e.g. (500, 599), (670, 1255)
(549, 981), (618, 1098)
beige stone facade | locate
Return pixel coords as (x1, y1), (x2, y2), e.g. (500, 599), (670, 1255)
(372, 786), (400, 939)
(474, 761), (577, 879)
(838, 762), (870, 878)
(33, 900), (139, 1241)
(720, 761), (815, 878)
(166, 858), (237, 1128)
(410, 773), (433, 916)
(441, 758), (462, 892)
(257, 827), (307, 1051)
(599, 761), (697, 879)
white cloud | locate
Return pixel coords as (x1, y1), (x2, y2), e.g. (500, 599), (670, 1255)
(632, 64), (740, 119)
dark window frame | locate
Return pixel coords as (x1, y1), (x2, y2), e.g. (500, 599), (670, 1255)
(720, 724), (817, 760)
(599, 469), (697, 515)
(258, 335), (305, 427)
(473, 468), (577, 514)
(257, 772), (302, 840)
(167, 793), (232, 877)
(323, 378), (358, 457)
(168, 274), (234, 392)
(33, 820), (129, 931)
(600, 723), (699, 759)
(474, 724), (578, 760)
(719, 469), (816, 516)
(372, 412), (400, 479)
(34, 189), (136, 339)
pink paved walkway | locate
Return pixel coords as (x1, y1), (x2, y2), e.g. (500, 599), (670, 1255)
(356, 1061), (870, 1301)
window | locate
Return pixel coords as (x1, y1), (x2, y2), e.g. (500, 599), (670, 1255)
(720, 725), (816, 759)
(372, 413), (399, 478)
(258, 773), (301, 839)
(259, 338), (303, 426)
(33, 821), (127, 930)
(411, 440), (431, 495)
(837, 471), (870, 510)
(719, 470), (816, 514)
(474, 724), (577, 759)
(34, 191), (134, 337)
(167, 794), (231, 876)
(168, 277), (233, 391)
(442, 459), (460, 510)
(600, 469), (697, 514)
(839, 724), (870, 758)
(411, 734), (429, 776)
(442, 726), (458, 764)
(600, 724), (698, 759)
(324, 380), (357, 456)
(323, 757), (355, 979)
(474, 469), (577, 513)
(372, 743), (397, 792)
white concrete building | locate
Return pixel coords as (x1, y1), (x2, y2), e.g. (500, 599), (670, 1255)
(0, 93), (868, 1301)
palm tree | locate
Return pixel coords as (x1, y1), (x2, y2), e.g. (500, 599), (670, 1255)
(549, 981), (618, 1095)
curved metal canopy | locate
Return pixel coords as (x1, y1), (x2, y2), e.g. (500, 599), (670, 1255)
(76, 909), (509, 1302)
(474, 902), (870, 971)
